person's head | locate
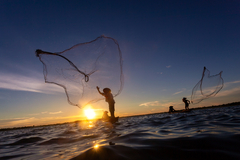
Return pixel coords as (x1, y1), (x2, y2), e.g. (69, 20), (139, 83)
(182, 97), (186, 101)
(103, 88), (111, 94)
(103, 111), (108, 115)
(169, 106), (173, 109)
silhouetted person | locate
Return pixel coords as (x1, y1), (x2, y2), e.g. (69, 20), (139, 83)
(97, 86), (115, 119)
(102, 111), (110, 121)
(169, 106), (176, 113)
(182, 97), (190, 110)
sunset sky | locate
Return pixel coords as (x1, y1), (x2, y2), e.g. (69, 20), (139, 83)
(0, 0), (240, 128)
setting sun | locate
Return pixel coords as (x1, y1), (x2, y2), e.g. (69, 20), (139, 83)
(84, 108), (96, 119)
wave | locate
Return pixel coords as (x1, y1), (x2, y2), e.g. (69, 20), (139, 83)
(1, 106), (240, 159)
(71, 134), (240, 160)
(39, 135), (100, 145)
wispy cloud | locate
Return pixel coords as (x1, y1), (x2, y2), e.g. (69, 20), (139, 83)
(216, 86), (240, 97)
(28, 111), (63, 116)
(0, 117), (30, 123)
(41, 111), (48, 114)
(173, 88), (186, 95)
(139, 100), (182, 108)
(224, 80), (240, 87)
(49, 111), (62, 114)
(0, 117), (38, 128)
(139, 100), (184, 114)
(0, 72), (62, 94)
(0, 115), (82, 128)
(28, 113), (40, 116)
(139, 101), (161, 107)
(166, 65), (171, 68)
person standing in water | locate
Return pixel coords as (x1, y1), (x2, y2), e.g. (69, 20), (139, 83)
(182, 97), (190, 110)
(102, 111), (110, 121)
(97, 86), (115, 119)
(169, 106), (176, 113)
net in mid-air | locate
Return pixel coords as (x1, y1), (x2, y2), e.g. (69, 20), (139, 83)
(36, 35), (124, 108)
(191, 67), (223, 104)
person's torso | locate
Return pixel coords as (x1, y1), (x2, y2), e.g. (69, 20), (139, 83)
(104, 93), (115, 103)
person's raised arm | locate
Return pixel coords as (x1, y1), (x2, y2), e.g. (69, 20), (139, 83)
(96, 86), (104, 95)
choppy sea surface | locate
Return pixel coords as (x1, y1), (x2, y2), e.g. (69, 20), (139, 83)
(1, 106), (240, 160)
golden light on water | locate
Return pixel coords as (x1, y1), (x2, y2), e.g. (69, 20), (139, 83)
(84, 107), (96, 120)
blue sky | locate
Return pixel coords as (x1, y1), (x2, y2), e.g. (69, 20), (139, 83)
(0, 0), (240, 128)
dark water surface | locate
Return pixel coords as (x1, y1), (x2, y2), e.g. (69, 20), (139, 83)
(1, 106), (240, 160)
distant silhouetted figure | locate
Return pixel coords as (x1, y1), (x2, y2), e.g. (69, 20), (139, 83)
(182, 97), (190, 110)
(97, 86), (115, 119)
(102, 111), (110, 121)
(169, 106), (176, 113)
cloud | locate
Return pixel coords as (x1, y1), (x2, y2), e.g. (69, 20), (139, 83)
(0, 72), (62, 94)
(41, 111), (48, 114)
(216, 86), (240, 97)
(139, 101), (161, 107)
(0, 114), (82, 128)
(49, 111), (62, 114)
(0, 117), (38, 128)
(166, 65), (171, 68)
(173, 88), (186, 95)
(28, 111), (63, 115)
(224, 80), (240, 87)
(0, 118), (29, 123)
(28, 113), (40, 116)
(139, 100), (182, 108)
(138, 100), (185, 114)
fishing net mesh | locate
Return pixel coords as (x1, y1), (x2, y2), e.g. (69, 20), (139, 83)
(191, 67), (223, 104)
(36, 35), (123, 108)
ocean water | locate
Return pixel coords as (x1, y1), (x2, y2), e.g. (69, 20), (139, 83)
(1, 106), (240, 160)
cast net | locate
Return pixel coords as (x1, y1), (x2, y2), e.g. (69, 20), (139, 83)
(191, 67), (224, 104)
(36, 35), (123, 108)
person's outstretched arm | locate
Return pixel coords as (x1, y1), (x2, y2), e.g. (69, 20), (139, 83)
(96, 86), (104, 95)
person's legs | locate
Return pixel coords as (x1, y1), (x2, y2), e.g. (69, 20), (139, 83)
(109, 103), (115, 118)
